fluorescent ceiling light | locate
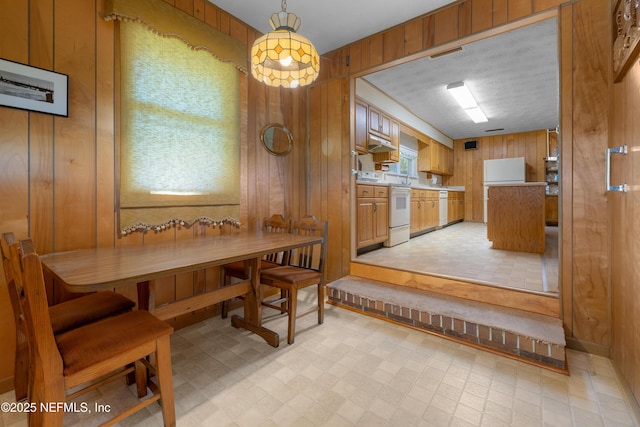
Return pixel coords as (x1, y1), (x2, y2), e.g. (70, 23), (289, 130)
(446, 81), (477, 109)
(446, 81), (488, 123)
(464, 107), (488, 123)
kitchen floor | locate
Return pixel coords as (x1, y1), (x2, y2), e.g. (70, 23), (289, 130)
(356, 222), (558, 294)
(2, 295), (636, 427)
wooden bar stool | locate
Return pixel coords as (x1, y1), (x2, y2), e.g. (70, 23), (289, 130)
(260, 215), (327, 344)
(220, 214), (291, 318)
(1, 232), (136, 402)
(8, 239), (176, 427)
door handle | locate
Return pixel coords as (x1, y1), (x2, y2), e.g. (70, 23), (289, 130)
(606, 145), (627, 192)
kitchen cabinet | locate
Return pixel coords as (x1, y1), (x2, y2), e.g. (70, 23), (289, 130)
(447, 191), (465, 223)
(368, 105), (391, 139)
(354, 99), (369, 154)
(357, 185), (388, 248)
(418, 139), (453, 175)
(372, 120), (400, 163)
(410, 189), (439, 235)
(487, 184), (545, 253)
(545, 195), (558, 225)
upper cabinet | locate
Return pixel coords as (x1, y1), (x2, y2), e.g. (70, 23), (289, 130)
(372, 120), (400, 163)
(368, 105), (391, 139)
(355, 99), (369, 154)
(355, 98), (400, 162)
(418, 139), (453, 175)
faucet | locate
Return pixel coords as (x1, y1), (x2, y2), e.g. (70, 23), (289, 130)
(404, 173), (410, 185)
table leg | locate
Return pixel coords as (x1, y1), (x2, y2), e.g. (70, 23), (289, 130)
(230, 257), (280, 347)
(136, 280), (156, 313)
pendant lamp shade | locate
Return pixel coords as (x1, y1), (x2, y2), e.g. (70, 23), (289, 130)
(250, 3), (320, 88)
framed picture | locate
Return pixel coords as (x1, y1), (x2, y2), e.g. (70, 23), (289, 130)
(0, 58), (68, 117)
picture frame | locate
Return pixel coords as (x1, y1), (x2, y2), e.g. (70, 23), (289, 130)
(613, 0), (640, 83)
(0, 58), (68, 117)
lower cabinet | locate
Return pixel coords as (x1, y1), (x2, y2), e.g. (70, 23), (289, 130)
(545, 195), (558, 225)
(410, 189), (439, 235)
(357, 185), (388, 248)
(447, 191), (465, 223)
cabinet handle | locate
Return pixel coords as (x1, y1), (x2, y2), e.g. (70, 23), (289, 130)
(606, 145), (628, 192)
(373, 202), (377, 212)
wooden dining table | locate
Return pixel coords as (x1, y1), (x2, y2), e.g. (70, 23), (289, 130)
(39, 230), (323, 348)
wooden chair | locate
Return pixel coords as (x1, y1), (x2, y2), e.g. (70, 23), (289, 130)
(1, 232), (136, 402)
(220, 214), (291, 318)
(9, 239), (176, 427)
(260, 215), (327, 344)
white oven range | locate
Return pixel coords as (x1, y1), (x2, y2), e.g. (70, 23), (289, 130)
(385, 185), (411, 247)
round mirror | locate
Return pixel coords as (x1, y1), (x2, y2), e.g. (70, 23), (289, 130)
(261, 124), (293, 156)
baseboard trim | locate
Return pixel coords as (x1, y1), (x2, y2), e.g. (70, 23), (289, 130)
(564, 336), (609, 357)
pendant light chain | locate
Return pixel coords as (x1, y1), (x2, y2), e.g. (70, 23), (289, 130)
(281, 0), (287, 12)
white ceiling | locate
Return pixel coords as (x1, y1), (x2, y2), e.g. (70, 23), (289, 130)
(206, 0), (559, 141)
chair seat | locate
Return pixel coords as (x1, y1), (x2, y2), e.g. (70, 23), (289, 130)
(49, 291), (136, 334)
(55, 310), (173, 377)
(260, 265), (322, 289)
(223, 259), (282, 280)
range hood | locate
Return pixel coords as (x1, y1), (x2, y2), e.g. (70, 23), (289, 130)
(368, 134), (396, 153)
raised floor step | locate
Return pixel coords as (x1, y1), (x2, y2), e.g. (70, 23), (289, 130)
(327, 275), (566, 373)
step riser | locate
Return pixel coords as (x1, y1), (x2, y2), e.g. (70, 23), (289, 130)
(327, 286), (566, 372)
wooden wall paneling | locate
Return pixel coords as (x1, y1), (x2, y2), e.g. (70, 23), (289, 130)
(52, 0), (96, 254)
(458, 1), (472, 38)
(508, 0), (533, 21)
(175, 0), (194, 15)
(569, 0), (610, 347)
(325, 78), (349, 281)
(404, 18), (423, 56)
(193, 0), (205, 21)
(632, 72), (640, 401)
(96, 1), (116, 248)
(534, 0), (565, 13)
(347, 42), (363, 74)
(383, 26), (405, 64)
(422, 14), (436, 50)
(492, 0), (508, 26)
(368, 34), (384, 68)
(28, 0), (54, 256)
(434, 4), (459, 46)
(471, 0), (493, 34)
(203, 1), (220, 28)
(0, 0), (30, 392)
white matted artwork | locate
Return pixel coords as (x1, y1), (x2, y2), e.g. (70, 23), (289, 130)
(0, 58), (68, 117)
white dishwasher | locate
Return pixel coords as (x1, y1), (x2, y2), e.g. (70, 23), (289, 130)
(439, 190), (448, 226)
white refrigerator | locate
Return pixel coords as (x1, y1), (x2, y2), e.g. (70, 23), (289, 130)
(483, 157), (526, 222)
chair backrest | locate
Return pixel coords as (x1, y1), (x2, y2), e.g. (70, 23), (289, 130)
(262, 214), (292, 265)
(289, 215), (327, 277)
(13, 240), (64, 390)
(2, 232), (27, 348)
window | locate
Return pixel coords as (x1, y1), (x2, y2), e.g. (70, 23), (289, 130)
(118, 21), (240, 233)
(387, 146), (418, 177)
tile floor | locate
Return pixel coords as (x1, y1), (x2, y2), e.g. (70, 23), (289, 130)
(356, 222), (559, 294)
(1, 294), (637, 427)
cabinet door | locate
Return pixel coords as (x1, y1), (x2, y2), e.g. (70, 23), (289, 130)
(374, 199), (389, 242)
(355, 100), (369, 154)
(357, 198), (375, 248)
(410, 199), (421, 234)
(368, 106), (390, 138)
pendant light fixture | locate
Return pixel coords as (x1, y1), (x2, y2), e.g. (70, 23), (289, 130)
(250, 0), (320, 88)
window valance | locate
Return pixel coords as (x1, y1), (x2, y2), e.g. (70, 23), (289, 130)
(104, 0), (248, 74)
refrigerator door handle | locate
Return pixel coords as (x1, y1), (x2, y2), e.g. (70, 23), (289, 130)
(606, 145), (627, 193)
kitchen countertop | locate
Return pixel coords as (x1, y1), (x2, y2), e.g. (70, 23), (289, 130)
(356, 181), (465, 192)
(485, 182), (546, 187)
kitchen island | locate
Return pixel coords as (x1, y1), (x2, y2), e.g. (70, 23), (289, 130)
(486, 182), (546, 254)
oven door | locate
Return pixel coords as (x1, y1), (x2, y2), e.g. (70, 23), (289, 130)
(389, 186), (411, 227)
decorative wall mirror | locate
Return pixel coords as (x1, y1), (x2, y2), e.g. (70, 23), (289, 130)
(261, 123), (293, 156)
